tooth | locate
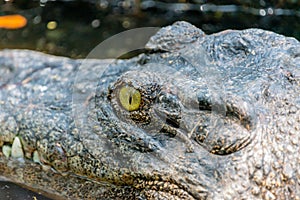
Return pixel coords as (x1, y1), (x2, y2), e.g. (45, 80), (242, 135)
(33, 150), (40, 163)
(11, 137), (24, 158)
(2, 145), (12, 158)
(41, 164), (51, 171)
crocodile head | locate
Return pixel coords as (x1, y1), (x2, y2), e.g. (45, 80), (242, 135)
(0, 21), (300, 199)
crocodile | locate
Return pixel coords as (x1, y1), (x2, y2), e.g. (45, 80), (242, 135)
(0, 21), (300, 199)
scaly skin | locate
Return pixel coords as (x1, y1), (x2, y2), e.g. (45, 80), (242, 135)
(0, 21), (300, 199)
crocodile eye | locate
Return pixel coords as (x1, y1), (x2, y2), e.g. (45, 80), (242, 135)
(119, 86), (141, 111)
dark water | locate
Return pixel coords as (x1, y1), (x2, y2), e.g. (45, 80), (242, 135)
(0, 0), (300, 58)
(0, 0), (300, 199)
(0, 181), (51, 200)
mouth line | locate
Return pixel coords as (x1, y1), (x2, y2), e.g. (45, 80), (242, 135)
(0, 136), (202, 199)
(133, 178), (199, 199)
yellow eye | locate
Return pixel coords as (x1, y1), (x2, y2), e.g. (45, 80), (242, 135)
(119, 86), (141, 111)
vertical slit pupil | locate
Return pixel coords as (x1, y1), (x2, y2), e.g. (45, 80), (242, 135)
(129, 95), (132, 105)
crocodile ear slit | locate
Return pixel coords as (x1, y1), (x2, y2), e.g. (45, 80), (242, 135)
(192, 116), (253, 155)
(190, 95), (256, 155)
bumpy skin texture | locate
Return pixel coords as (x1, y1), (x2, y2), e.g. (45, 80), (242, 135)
(0, 21), (300, 199)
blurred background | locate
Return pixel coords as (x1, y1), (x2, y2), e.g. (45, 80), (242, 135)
(0, 0), (300, 58)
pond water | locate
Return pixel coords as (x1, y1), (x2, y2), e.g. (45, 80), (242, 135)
(0, 0), (300, 58)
